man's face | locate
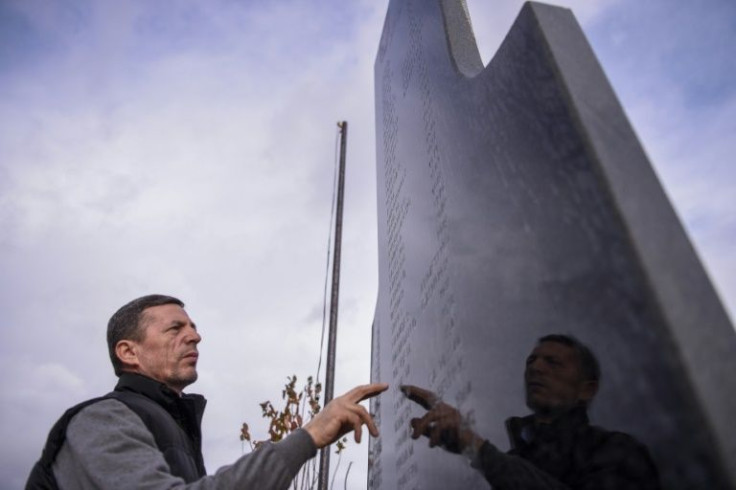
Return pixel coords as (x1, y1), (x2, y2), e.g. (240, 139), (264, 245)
(129, 304), (201, 393)
(524, 341), (596, 420)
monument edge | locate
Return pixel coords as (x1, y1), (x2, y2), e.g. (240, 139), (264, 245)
(527, 2), (736, 485)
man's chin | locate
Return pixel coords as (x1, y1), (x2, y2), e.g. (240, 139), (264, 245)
(526, 395), (556, 414)
(170, 372), (198, 391)
(526, 398), (580, 421)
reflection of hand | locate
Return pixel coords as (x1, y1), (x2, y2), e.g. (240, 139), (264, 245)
(401, 385), (484, 455)
(304, 383), (388, 449)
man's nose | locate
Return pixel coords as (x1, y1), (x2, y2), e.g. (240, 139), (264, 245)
(526, 358), (545, 375)
(185, 325), (201, 344)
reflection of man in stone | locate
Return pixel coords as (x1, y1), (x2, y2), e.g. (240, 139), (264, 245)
(403, 334), (661, 489)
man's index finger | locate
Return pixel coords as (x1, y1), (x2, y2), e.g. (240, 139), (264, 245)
(400, 385), (439, 410)
(347, 383), (389, 403)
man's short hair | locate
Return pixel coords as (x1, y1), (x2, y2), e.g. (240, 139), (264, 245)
(107, 294), (185, 376)
(538, 333), (601, 383)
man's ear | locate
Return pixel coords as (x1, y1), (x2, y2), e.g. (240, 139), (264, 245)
(115, 340), (140, 371)
(579, 380), (599, 403)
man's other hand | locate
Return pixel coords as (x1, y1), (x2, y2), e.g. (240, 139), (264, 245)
(402, 384), (483, 455)
(304, 383), (388, 449)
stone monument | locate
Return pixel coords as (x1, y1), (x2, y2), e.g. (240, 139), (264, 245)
(369, 1), (736, 489)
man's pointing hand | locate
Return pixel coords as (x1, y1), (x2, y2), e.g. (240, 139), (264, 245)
(304, 383), (389, 448)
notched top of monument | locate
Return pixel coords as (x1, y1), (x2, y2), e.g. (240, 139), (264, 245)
(375, 0), (579, 80)
(438, 1), (574, 79)
(438, 0), (483, 77)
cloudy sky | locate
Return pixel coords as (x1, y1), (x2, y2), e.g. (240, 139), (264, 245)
(1, 0), (734, 487)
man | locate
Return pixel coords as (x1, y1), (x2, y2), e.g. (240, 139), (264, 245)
(404, 334), (660, 489)
(27, 294), (387, 489)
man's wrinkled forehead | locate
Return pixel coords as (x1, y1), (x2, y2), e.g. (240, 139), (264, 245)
(529, 340), (579, 364)
(139, 304), (192, 330)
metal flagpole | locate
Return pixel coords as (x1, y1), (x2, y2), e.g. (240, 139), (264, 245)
(317, 121), (348, 490)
